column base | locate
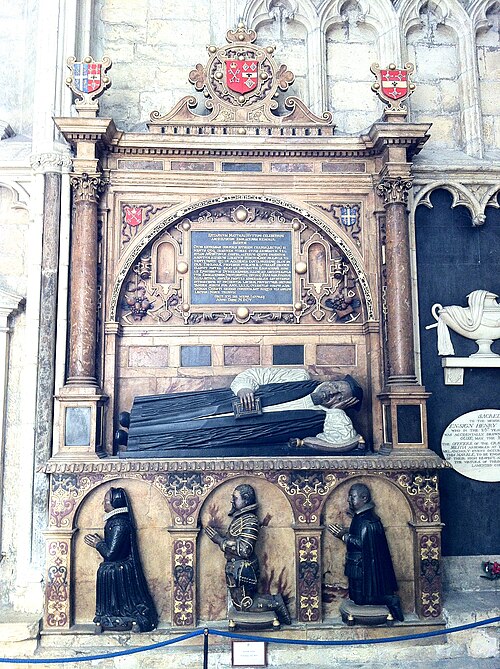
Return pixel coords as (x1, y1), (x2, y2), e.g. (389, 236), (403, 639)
(378, 385), (431, 451)
(55, 386), (108, 457)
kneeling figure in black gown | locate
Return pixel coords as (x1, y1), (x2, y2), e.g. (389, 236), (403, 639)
(328, 483), (404, 624)
(84, 487), (158, 632)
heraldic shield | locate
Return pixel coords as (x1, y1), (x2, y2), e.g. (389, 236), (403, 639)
(73, 62), (102, 94)
(370, 62), (415, 115)
(225, 59), (259, 94)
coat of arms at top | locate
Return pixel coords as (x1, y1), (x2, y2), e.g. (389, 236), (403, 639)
(65, 56), (112, 117)
(370, 63), (415, 119)
(149, 23), (333, 127)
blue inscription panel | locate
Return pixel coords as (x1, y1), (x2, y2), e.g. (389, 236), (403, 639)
(191, 230), (293, 305)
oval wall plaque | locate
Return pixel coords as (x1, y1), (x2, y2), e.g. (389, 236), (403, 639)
(441, 409), (500, 482)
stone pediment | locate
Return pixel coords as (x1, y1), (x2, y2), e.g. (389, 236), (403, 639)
(148, 23), (333, 133)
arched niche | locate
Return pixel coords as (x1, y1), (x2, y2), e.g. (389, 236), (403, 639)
(197, 476), (295, 622)
(403, 0), (469, 152)
(322, 475), (414, 619)
(324, 2), (382, 134)
(111, 197), (372, 326)
(475, 2), (500, 152)
(72, 479), (173, 626)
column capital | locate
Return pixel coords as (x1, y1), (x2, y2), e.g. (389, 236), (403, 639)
(376, 176), (413, 206)
(30, 152), (73, 175)
(70, 172), (106, 203)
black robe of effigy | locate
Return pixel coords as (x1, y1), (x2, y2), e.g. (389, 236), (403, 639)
(343, 507), (399, 607)
(121, 379), (327, 458)
(94, 511), (158, 632)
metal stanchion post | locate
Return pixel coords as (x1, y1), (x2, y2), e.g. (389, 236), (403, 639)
(203, 628), (209, 669)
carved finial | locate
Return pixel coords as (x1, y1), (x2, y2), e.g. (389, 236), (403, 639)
(65, 56), (112, 118)
(226, 23), (257, 44)
(370, 62), (415, 121)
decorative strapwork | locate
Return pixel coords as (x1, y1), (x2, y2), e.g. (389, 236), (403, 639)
(149, 23), (333, 127)
(370, 63), (415, 117)
(65, 56), (112, 116)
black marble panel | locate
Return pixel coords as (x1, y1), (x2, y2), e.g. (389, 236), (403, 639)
(273, 345), (304, 365)
(180, 345), (212, 367)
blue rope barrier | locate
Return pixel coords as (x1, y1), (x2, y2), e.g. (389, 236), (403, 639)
(0, 629), (204, 664)
(209, 616), (500, 646)
(0, 617), (498, 664)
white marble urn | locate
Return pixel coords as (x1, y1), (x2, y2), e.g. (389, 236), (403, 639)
(427, 290), (500, 358)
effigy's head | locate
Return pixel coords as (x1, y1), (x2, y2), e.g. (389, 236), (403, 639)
(348, 483), (371, 512)
(310, 375), (363, 410)
(229, 483), (257, 515)
(105, 487), (129, 511)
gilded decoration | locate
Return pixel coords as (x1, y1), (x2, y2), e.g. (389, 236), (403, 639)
(143, 472), (228, 526)
(267, 471), (341, 524)
(393, 473), (440, 523)
(297, 535), (321, 622)
(173, 539), (195, 626)
(419, 534), (442, 618)
(46, 540), (70, 627)
(117, 200), (367, 326)
(50, 474), (105, 528)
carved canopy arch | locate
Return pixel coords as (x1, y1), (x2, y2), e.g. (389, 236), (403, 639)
(109, 195), (374, 325)
(466, 0), (499, 31)
(0, 179), (30, 210)
(400, 0), (469, 39)
(320, 0), (396, 36)
(413, 181), (489, 226)
(244, 0), (320, 32)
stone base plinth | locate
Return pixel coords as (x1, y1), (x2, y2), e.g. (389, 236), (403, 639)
(339, 599), (393, 626)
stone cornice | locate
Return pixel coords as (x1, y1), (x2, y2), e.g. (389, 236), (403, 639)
(44, 452), (448, 474)
(53, 117), (120, 151)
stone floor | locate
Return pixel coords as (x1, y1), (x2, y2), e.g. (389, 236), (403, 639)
(0, 591), (498, 668)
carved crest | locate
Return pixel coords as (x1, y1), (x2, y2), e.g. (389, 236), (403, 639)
(65, 56), (112, 116)
(370, 63), (415, 117)
(150, 24), (332, 128)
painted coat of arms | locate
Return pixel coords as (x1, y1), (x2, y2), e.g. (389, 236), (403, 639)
(65, 56), (112, 108)
(370, 62), (415, 114)
(149, 22), (333, 127)
(225, 59), (259, 94)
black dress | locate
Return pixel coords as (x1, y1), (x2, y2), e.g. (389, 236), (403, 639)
(94, 510), (158, 632)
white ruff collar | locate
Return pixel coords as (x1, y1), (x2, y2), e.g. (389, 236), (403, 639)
(104, 507), (128, 522)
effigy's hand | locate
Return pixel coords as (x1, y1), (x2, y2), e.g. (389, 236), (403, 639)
(327, 524), (346, 539)
(84, 533), (103, 548)
(205, 526), (223, 545)
(237, 388), (256, 411)
(333, 397), (358, 411)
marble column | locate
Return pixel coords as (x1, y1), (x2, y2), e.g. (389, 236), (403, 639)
(377, 176), (417, 385)
(66, 173), (104, 386)
(30, 152), (72, 563)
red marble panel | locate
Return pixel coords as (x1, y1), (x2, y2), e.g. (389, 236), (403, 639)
(224, 345), (261, 366)
(316, 344), (356, 366)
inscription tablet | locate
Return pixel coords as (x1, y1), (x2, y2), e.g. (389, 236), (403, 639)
(191, 230), (293, 305)
(441, 409), (500, 482)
